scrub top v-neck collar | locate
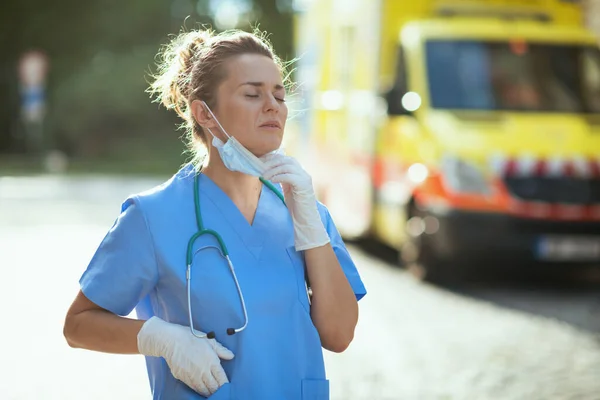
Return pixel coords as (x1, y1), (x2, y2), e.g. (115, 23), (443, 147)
(196, 173), (273, 252)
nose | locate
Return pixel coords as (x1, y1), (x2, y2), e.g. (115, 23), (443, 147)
(263, 94), (280, 113)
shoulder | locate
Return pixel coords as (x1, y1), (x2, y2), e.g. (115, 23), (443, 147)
(121, 163), (195, 215)
(115, 164), (197, 247)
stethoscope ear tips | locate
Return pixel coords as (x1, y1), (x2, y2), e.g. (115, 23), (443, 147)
(226, 328), (236, 336)
(207, 331), (216, 339)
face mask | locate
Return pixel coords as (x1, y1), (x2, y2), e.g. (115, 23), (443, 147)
(202, 101), (282, 177)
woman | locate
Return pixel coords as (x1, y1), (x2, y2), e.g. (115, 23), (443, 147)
(63, 28), (366, 400)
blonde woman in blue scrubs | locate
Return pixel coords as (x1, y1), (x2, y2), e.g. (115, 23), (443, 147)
(63, 28), (366, 400)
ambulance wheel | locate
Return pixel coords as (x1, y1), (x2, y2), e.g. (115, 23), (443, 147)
(400, 203), (451, 285)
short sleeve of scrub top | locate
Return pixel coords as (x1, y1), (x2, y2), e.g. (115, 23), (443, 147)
(319, 205), (367, 301)
(79, 198), (159, 316)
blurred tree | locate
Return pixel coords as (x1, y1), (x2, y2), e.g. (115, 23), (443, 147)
(0, 0), (176, 156)
(250, 0), (295, 61)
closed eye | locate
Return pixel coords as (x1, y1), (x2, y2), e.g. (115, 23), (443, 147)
(245, 93), (285, 102)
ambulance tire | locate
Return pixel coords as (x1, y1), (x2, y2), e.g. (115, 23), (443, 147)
(401, 203), (454, 285)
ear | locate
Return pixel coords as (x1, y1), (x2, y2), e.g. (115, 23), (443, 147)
(190, 100), (217, 129)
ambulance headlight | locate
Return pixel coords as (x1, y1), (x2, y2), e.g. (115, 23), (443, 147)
(441, 157), (491, 195)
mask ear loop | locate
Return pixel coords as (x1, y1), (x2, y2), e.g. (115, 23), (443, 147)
(202, 101), (232, 142)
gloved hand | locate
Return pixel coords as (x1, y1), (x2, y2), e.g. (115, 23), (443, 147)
(262, 154), (330, 251)
(137, 316), (234, 397)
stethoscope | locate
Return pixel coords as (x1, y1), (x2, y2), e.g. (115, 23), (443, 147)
(186, 172), (312, 340)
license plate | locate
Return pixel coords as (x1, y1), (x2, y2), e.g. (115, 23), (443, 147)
(536, 236), (600, 262)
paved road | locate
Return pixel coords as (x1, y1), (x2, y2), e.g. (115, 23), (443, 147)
(1, 175), (599, 400)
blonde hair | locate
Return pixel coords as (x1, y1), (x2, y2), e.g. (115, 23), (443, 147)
(148, 27), (291, 164)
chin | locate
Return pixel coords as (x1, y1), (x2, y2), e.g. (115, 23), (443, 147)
(256, 148), (279, 158)
(256, 140), (284, 157)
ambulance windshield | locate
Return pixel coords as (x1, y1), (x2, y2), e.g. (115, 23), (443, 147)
(425, 40), (600, 113)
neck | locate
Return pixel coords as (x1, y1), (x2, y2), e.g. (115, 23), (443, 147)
(201, 151), (263, 207)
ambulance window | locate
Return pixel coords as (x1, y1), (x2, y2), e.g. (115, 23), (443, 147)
(425, 40), (600, 113)
(541, 45), (600, 113)
(426, 41), (495, 110)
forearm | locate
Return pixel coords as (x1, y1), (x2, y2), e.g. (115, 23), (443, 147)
(64, 309), (145, 354)
(304, 244), (358, 353)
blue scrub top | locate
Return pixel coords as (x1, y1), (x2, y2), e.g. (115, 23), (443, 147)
(79, 164), (367, 400)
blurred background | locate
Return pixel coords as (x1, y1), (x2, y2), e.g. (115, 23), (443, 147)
(0, 0), (297, 174)
(2, 0), (600, 399)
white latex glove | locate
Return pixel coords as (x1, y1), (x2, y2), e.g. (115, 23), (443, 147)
(137, 316), (234, 397)
(262, 154), (330, 251)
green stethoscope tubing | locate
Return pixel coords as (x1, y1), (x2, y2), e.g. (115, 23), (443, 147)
(187, 174), (285, 263)
(186, 173), (286, 339)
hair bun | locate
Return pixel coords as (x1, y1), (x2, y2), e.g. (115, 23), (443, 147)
(147, 29), (214, 123)
(178, 30), (212, 75)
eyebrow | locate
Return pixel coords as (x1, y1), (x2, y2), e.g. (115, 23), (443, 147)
(239, 82), (285, 90)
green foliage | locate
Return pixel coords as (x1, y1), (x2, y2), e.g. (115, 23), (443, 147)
(248, 0), (295, 61)
(47, 47), (176, 155)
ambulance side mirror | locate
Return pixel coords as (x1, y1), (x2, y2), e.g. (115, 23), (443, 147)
(384, 87), (412, 116)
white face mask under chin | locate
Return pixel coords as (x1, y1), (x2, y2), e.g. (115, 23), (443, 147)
(202, 101), (283, 177)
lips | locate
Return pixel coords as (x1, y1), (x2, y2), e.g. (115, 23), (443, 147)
(260, 121), (281, 129)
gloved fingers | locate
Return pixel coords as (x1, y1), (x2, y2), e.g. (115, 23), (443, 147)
(266, 172), (298, 186)
(202, 372), (220, 395)
(211, 364), (230, 386)
(191, 382), (210, 398)
(262, 164), (297, 182)
(261, 153), (290, 167)
(181, 373), (209, 397)
(209, 339), (235, 360)
(263, 155), (305, 175)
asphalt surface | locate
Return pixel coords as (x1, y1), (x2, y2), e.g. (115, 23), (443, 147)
(1, 174), (599, 400)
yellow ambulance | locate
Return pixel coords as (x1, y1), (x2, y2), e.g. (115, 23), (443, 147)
(291, 0), (600, 282)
